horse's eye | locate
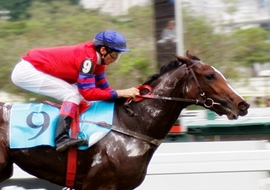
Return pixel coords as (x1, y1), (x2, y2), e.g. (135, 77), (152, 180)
(205, 74), (214, 80)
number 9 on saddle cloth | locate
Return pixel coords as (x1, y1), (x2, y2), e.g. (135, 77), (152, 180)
(9, 101), (114, 150)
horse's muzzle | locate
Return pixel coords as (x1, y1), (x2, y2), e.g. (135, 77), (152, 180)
(238, 101), (250, 116)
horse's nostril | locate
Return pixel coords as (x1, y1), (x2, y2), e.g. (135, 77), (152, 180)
(238, 101), (250, 111)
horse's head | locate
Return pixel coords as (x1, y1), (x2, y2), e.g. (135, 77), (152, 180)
(175, 50), (249, 120)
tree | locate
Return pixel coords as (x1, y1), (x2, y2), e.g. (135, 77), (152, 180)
(182, 9), (237, 78)
(230, 27), (270, 66)
(0, 0), (32, 20)
(0, 2), (155, 101)
(0, 0), (81, 21)
(182, 5), (270, 78)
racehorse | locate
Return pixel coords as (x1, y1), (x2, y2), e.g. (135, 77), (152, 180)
(0, 51), (249, 190)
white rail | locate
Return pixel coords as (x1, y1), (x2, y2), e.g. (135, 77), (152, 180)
(137, 141), (270, 190)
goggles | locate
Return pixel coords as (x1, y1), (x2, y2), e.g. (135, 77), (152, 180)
(106, 48), (122, 63)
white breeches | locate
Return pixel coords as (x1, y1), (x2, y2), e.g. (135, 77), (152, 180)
(11, 60), (83, 104)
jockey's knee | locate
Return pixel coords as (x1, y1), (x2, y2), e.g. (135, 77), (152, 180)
(62, 94), (82, 105)
(11, 68), (21, 87)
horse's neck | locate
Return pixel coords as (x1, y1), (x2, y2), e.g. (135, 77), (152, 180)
(148, 101), (184, 138)
(113, 66), (189, 140)
(114, 84), (187, 140)
(120, 100), (185, 140)
(140, 69), (189, 138)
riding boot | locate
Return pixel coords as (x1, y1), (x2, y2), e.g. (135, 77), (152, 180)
(55, 101), (88, 152)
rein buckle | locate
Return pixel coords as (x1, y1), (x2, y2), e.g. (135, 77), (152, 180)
(203, 98), (220, 108)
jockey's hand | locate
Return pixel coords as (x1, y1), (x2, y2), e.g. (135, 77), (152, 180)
(116, 87), (140, 98)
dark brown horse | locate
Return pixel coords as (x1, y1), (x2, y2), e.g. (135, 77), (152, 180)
(0, 51), (249, 190)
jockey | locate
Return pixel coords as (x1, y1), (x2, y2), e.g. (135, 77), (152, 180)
(11, 30), (140, 152)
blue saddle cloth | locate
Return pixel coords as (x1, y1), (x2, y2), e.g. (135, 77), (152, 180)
(10, 101), (114, 150)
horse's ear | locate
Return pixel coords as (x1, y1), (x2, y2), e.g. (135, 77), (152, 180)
(186, 50), (192, 58)
(174, 54), (188, 64)
(186, 50), (201, 61)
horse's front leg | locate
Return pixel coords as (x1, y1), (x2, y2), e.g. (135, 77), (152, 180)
(82, 137), (151, 190)
(82, 155), (148, 190)
(82, 153), (119, 190)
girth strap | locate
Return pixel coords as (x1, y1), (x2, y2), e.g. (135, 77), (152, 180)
(81, 120), (163, 146)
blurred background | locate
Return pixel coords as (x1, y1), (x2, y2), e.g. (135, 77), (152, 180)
(1, 0), (270, 189)
(0, 0), (270, 107)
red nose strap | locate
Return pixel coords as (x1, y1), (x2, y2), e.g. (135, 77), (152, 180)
(134, 85), (153, 102)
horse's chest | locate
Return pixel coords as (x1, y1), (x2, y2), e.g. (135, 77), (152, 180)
(82, 132), (155, 190)
(90, 134), (153, 169)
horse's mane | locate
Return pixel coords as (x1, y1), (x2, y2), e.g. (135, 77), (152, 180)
(144, 59), (184, 85)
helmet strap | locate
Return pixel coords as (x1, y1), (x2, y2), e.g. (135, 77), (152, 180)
(101, 53), (110, 65)
(98, 46), (114, 65)
(96, 46), (108, 65)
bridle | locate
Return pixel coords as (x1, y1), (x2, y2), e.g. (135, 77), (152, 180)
(186, 63), (221, 108)
(124, 62), (221, 116)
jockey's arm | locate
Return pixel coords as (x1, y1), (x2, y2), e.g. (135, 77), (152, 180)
(77, 69), (139, 100)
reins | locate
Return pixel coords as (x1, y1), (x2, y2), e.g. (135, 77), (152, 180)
(132, 94), (200, 104)
(124, 63), (221, 116)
